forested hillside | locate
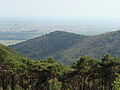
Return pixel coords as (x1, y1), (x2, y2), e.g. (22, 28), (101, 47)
(11, 30), (120, 64)
(53, 30), (120, 64)
(0, 44), (120, 90)
(11, 31), (88, 63)
(0, 44), (66, 90)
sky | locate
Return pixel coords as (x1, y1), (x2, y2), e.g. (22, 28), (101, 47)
(0, 0), (120, 22)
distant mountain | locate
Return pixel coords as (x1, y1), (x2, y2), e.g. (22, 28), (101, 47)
(52, 30), (120, 64)
(10, 31), (88, 63)
(11, 30), (120, 64)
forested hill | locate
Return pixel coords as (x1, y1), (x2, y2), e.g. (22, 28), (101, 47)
(10, 31), (88, 62)
(54, 30), (120, 63)
(0, 43), (33, 68)
(11, 30), (120, 64)
(0, 43), (67, 90)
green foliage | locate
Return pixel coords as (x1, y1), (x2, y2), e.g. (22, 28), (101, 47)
(47, 57), (56, 63)
(0, 44), (120, 90)
(73, 56), (99, 71)
(48, 78), (62, 90)
(114, 75), (120, 90)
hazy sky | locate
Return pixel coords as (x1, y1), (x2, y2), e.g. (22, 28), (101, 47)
(0, 0), (120, 21)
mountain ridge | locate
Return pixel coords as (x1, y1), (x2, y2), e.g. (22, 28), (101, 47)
(10, 30), (120, 64)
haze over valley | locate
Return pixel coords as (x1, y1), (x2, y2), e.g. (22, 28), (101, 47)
(0, 19), (120, 45)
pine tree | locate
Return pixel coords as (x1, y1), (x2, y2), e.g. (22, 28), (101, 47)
(48, 78), (62, 90)
(114, 75), (120, 90)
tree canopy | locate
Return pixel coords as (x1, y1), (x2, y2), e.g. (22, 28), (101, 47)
(0, 44), (120, 90)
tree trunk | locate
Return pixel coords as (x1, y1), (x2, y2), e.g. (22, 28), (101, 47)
(11, 76), (16, 90)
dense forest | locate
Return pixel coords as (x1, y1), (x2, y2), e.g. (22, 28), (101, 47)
(11, 30), (120, 64)
(0, 44), (120, 90)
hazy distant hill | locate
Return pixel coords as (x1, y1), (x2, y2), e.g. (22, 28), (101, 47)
(11, 30), (120, 64)
(52, 30), (120, 63)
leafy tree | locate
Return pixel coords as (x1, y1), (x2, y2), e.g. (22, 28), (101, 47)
(114, 75), (120, 90)
(100, 54), (120, 89)
(48, 78), (62, 90)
